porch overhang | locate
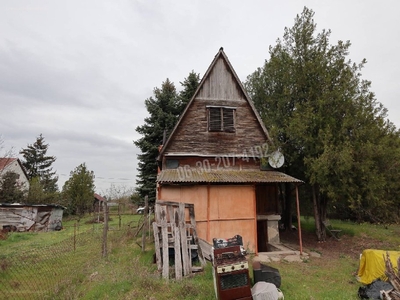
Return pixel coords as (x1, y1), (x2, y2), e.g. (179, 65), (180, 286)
(157, 168), (304, 255)
(157, 169), (303, 184)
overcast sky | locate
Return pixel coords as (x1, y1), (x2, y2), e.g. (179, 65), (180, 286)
(1, 0), (399, 196)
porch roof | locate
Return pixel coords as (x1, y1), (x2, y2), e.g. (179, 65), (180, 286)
(157, 169), (303, 184)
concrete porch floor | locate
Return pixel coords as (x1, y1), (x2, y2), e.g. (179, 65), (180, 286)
(253, 243), (309, 263)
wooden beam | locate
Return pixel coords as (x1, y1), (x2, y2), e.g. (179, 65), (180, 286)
(160, 205), (169, 280)
(207, 184), (210, 242)
(253, 184), (258, 255)
(295, 184), (303, 255)
(173, 206), (182, 280)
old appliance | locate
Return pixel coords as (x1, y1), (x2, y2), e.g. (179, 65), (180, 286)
(212, 245), (252, 300)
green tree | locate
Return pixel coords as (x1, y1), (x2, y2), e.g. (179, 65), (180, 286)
(62, 163), (95, 215)
(130, 192), (142, 206)
(134, 72), (200, 203)
(177, 71), (200, 112)
(0, 171), (26, 203)
(245, 7), (400, 240)
(20, 134), (58, 192)
(26, 177), (46, 204)
(26, 176), (60, 204)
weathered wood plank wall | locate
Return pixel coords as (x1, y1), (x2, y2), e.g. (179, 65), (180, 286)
(164, 56), (267, 156)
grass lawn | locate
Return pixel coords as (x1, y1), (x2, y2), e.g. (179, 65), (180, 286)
(1, 214), (399, 299)
(269, 218), (400, 300)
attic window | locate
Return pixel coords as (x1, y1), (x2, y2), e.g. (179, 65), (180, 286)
(207, 106), (236, 132)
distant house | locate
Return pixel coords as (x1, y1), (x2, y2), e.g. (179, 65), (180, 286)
(0, 158), (30, 192)
(0, 203), (64, 232)
(93, 193), (106, 212)
(156, 48), (303, 254)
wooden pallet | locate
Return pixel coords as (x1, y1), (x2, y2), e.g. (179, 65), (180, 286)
(153, 200), (205, 280)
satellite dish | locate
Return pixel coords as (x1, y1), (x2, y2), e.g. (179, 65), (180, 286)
(268, 150), (285, 168)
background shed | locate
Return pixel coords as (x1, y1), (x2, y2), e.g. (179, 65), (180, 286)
(0, 203), (64, 232)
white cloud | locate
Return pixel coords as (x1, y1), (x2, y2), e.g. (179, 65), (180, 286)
(1, 0), (399, 194)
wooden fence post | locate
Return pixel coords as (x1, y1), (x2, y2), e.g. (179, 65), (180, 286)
(74, 221), (77, 252)
(102, 202), (108, 258)
(141, 195), (148, 252)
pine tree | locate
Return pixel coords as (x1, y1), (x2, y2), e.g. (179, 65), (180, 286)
(20, 134), (58, 193)
(0, 171), (26, 203)
(134, 73), (200, 204)
(245, 7), (400, 237)
(26, 177), (48, 204)
(177, 71), (200, 112)
(62, 163), (95, 215)
(135, 79), (178, 203)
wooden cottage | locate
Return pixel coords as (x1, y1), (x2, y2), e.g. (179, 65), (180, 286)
(156, 48), (302, 254)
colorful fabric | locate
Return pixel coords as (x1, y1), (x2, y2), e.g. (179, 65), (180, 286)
(357, 249), (400, 285)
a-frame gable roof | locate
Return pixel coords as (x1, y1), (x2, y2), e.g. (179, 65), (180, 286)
(159, 47), (271, 158)
(0, 157), (17, 171)
(0, 157), (29, 182)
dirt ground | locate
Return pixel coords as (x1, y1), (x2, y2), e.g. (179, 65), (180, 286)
(279, 228), (394, 260)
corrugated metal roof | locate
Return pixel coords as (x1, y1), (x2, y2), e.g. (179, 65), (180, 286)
(157, 169), (303, 184)
(94, 193), (106, 202)
(0, 203), (66, 209)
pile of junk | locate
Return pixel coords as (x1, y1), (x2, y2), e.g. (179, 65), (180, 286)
(357, 249), (400, 300)
(211, 235), (284, 300)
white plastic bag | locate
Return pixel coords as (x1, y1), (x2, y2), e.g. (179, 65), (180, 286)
(251, 281), (280, 300)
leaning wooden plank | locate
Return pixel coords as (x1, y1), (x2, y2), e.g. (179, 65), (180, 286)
(198, 238), (213, 262)
(153, 222), (162, 271)
(160, 205), (169, 280)
(155, 202), (160, 219)
(385, 252), (400, 293)
(189, 205), (206, 266)
(381, 290), (392, 300)
(179, 202), (190, 276)
(167, 205), (174, 237)
(398, 257), (400, 278)
(173, 207), (182, 280)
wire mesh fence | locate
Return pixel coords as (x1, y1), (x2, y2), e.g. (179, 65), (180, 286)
(0, 211), (143, 300)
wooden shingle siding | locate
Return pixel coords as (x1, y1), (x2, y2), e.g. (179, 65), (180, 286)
(165, 96), (266, 156)
(159, 48), (272, 163)
(162, 52), (268, 158)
